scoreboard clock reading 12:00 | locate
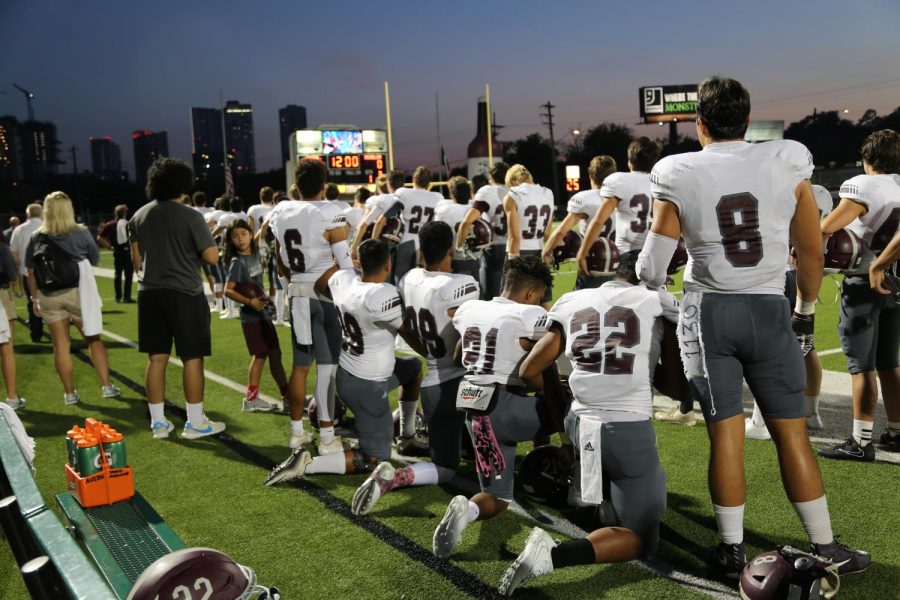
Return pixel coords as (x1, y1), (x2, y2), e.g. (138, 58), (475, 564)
(327, 154), (386, 184)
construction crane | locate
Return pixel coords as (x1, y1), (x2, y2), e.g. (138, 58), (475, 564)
(12, 83), (35, 121)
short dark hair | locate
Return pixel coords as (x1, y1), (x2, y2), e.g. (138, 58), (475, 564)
(146, 157), (193, 201)
(259, 186), (274, 203)
(192, 191), (207, 207)
(413, 166), (433, 187)
(388, 170), (406, 191)
(448, 176), (471, 204)
(471, 174), (488, 193)
(489, 162), (509, 185)
(860, 129), (900, 174)
(588, 155), (617, 185)
(359, 238), (391, 276)
(627, 137), (661, 172)
(419, 221), (453, 265)
(696, 76), (751, 141)
(324, 183), (340, 200)
(229, 196), (243, 213)
(295, 158), (327, 198)
(114, 204), (128, 219)
(214, 195), (228, 210)
(615, 250), (639, 285)
(355, 187), (372, 205)
(502, 255), (553, 293)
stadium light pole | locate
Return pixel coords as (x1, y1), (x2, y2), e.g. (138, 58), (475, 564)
(384, 81), (394, 171)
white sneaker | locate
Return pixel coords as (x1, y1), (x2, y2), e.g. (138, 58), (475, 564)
(264, 449), (312, 486)
(181, 418), (226, 439)
(5, 397), (26, 410)
(351, 461), (394, 516)
(151, 420), (175, 439)
(102, 385), (122, 398)
(220, 309), (239, 320)
(806, 414), (823, 430)
(498, 527), (557, 596)
(654, 405), (696, 426)
(318, 436), (344, 455)
(64, 392), (80, 405)
(433, 495), (470, 558)
(288, 429), (313, 449)
(242, 397), (276, 413)
(744, 417), (772, 441)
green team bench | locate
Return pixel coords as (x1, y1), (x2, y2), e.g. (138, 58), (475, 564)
(0, 410), (185, 599)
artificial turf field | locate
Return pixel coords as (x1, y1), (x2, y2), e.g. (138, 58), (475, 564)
(1, 252), (897, 599)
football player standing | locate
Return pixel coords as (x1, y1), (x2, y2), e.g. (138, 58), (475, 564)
(818, 130), (900, 460)
(636, 76), (868, 576)
(457, 162), (510, 299)
(434, 176), (480, 280)
(503, 166), (555, 306)
(350, 221), (480, 515)
(498, 253), (680, 596)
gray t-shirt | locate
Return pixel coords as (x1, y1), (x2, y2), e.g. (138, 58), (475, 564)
(129, 200), (216, 295)
(226, 253), (268, 323)
(25, 227), (100, 268)
(0, 243), (17, 286)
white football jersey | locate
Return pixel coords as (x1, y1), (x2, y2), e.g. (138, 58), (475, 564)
(193, 206), (213, 216)
(270, 200), (345, 283)
(399, 269), (479, 386)
(433, 200), (470, 232)
(786, 185), (834, 271)
(329, 269), (403, 381)
(343, 206), (365, 241)
(204, 209), (225, 226)
(840, 173), (900, 273)
(548, 281), (678, 417)
(651, 139), (814, 295)
(362, 193), (400, 225)
(472, 184), (510, 244)
(396, 188), (442, 247)
(216, 211), (249, 231)
(567, 189), (615, 237)
(452, 297), (548, 386)
(247, 204), (273, 230)
(600, 171), (653, 253)
(507, 183), (554, 251)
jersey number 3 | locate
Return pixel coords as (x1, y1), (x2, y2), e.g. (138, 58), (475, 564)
(569, 306), (639, 374)
(716, 193), (763, 267)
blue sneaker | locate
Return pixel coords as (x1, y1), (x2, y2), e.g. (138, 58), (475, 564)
(151, 420), (175, 439)
(181, 419), (226, 440)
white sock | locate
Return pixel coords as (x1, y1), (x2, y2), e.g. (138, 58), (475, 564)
(275, 289), (286, 321)
(792, 496), (833, 545)
(713, 504), (745, 544)
(148, 402), (166, 425)
(805, 395), (819, 417)
(290, 419), (305, 435)
(186, 402), (204, 426)
(466, 500), (480, 523)
(852, 419), (873, 446)
(305, 451), (347, 475)
(319, 426), (335, 445)
(409, 462), (439, 486)
(888, 421), (900, 438)
(750, 403), (765, 428)
(399, 400), (418, 437)
(315, 364), (335, 423)
(217, 296), (225, 310)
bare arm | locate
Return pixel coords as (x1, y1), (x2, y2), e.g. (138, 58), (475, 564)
(870, 230), (900, 294)
(27, 269), (40, 317)
(820, 197), (866, 236)
(456, 207), (481, 249)
(791, 180), (825, 305)
(503, 194), (520, 255)
(200, 245), (219, 266)
(371, 215), (387, 240)
(130, 241), (142, 273)
(542, 212), (581, 261)
(519, 326), (564, 390)
(575, 197), (618, 275)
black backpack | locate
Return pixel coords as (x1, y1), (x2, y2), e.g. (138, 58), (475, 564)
(31, 233), (80, 292)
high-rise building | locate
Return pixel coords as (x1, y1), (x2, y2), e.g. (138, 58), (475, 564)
(132, 130), (169, 189)
(190, 107), (225, 193)
(90, 136), (122, 181)
(279, 105), (307, 166)
(224, 100), (255, 175)
(0, 115), (23, 181)
(20, 120), (61, 180)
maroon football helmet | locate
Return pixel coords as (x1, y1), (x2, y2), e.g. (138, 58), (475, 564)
(392, 407), (429, 451)
(553, 230), (582, 265)
(307, 395), (346, 429)
(518, 445), (573, 504)
(739, 546), (840, 600)
(126, 548), (280, 600)
(667, 238), (688, 274)
(380, 215), (405, 244)
(585, 237), (620, 276)
(465, 218), (493, 253)
(823, 228), (864, 274)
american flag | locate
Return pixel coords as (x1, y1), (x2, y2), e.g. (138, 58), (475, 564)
(224, 157), (234, 195)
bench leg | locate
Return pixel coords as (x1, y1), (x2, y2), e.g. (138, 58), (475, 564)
(0, 495), (41, 566)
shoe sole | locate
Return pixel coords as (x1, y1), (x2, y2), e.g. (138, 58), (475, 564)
(433, 497), (468, 558)
(181, 426), (225, 440)
(499, 528), (553, 596)
(153, 424), (175, 439)
(351, 478), (381, 516)
(243, 404), (275, 413)
(264, 452), (312, 486)
(817, 451), (875, 462)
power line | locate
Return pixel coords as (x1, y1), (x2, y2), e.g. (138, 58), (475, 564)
(540, 101), (559, 198)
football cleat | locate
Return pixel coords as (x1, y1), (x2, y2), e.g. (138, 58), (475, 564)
(181, 419), (226, 440)
(242, 397), (276, 413)
(433, 495), (470, 558)
(715, 541), (746, 579)
(102, 385), (122, 398)
(812, 538), (871, 575)
(806, 413), (824, 431)
(498, 527), (557, 597)
(4, 396), (26, 410)
(744, 418), (772, 441)
(64, 392), (80, 405)
(351, 461), (395, 516)
(654, 405), (696, 426)
(264, 449), (311, 486)
(877, 431), (899, 452)
(317, 436), (344, 455)
(151, 420), (175, 440)
(288, 429), (313, 449)
(818, 437), (875, 462)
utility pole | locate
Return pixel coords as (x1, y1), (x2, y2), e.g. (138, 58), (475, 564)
(540, 101), (559, 200)
(70, 145), (79, 204)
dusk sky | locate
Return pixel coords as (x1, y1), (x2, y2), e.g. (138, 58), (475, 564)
(3, 0), (899, 178)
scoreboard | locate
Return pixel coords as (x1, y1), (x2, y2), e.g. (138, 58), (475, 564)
(287, 127), (388, 191)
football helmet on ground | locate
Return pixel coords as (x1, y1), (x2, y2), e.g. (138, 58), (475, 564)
(739, 546), (840, 600)
(518, 445), (573, 504)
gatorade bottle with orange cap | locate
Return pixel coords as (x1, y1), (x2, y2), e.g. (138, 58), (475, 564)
(102, 429), (127, 469)
(76, 436), (102, 476)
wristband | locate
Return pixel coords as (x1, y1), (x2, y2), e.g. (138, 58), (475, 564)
(795, 298), (816, 315)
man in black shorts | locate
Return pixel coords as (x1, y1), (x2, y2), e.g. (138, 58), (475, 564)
(129, 158), (225, 440)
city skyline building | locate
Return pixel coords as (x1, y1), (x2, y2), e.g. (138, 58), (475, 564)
(190, 106), (225, 194)
(0, 116), (23, 181)
(132, 129), (169, 189)
(224, 100), (255, 175)
(20, 120), (61, 180)
(90, 136), (122, 181)
(278, 104), (307, 166)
